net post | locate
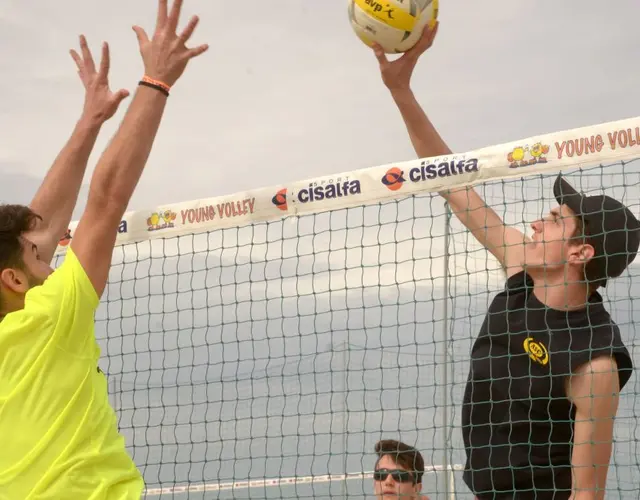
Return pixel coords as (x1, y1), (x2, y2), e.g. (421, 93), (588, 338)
(442, 200), (452, 498)
(341, 340), (348, 497)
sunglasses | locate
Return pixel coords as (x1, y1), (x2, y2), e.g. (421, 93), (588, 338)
(373, 468), (414, 483)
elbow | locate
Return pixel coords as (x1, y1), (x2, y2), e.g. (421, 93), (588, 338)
(86, 186), (127, 220)
(87, 167), (130, 215)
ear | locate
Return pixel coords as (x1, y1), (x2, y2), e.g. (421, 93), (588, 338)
(567, 242), (595, 265)
(0, 267), (29, 294)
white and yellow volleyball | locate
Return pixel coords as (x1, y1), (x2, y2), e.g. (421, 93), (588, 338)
(348, 0), (439, 54)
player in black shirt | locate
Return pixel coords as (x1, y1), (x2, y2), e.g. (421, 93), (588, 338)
(371, 23), (639, 499)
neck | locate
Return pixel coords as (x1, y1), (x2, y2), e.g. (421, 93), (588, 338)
(531, 274), (592, 311)
(0, 289), (25, 317)
(533, 279), (589, 311)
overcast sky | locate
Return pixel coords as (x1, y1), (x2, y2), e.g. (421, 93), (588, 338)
(6, 1), (638, 491)
(1, 0), (639, 218)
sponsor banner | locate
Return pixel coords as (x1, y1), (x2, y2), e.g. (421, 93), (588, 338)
(54, 116), (640, 256)
(57, 220), (129, 248)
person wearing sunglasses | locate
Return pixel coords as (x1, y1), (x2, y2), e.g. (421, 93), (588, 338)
(373, 439), (430, 499)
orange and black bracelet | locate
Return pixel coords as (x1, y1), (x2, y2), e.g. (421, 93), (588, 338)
(139, 76), (171, 97)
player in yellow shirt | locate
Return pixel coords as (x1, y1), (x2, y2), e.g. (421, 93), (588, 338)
(0, 1), (208, 498)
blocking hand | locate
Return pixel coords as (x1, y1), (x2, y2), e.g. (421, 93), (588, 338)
(71, 36), (130, 124)
(133, 0), (209, 88)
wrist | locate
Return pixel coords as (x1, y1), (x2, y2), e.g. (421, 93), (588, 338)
(389, 87), (414, 101)
(139, 75), (171, 97)
(136, 84), (170, 103)
(76, 113), (104, 134)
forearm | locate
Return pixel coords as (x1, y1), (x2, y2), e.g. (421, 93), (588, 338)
(569, 493), (598, 500)
(568, 364), (618, 500)
(28, 117), (102, 259)
(390, 88), (465, 203)
(570, 447), (611, 500)
(390, 88), (451, 159)
(88, 85), (167, 217)
(390, 88), (494, 215)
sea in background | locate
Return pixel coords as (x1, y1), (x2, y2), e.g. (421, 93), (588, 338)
(77, 172), (640, 499)
(98, 273), (640, 500)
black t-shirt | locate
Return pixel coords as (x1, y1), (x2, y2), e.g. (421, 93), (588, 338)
(461, 271), (633, 500)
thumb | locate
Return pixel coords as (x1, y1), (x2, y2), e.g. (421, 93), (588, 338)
(114, 89), (130, 104)
(132, 25), (149, 46)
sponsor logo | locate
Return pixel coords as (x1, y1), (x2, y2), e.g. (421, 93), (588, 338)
(271, 178), (361, 211)
(147, 210), (177, 232)
(523, 337), (549, 366)
(59, 228), (72, 246)
(182, 205), (216, 224)
(381, 167), (405, 191)
(216, 198), (255, 219)
(555, 128), (639, 160)
(272, 189), (288, 211)
(59, 220), (127, 246)
(180, 198), (256, 224)
(356, 0), (417, 32)
(507, 143), (550, 169)
(363, 0), (395, 18)
(381, 158), (479, 191)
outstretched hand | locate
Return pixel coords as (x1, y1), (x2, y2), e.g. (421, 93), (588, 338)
(132, 0), (209, 88)
(71, 35), (130, 124)
(373, 21), (439, 92)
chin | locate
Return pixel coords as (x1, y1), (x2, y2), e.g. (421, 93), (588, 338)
(522, 259), (542, 270)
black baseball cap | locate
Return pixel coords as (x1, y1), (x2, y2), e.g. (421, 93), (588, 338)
(553, 173), (640, 286)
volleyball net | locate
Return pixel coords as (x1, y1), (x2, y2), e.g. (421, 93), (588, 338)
(54, 117), (640, 498)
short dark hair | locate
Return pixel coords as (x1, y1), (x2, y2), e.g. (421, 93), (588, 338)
(0, 204), (41, 272)
(374, 439), (424, 484)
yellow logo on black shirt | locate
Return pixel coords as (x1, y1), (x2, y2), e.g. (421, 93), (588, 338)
(523, 337), (549, 365)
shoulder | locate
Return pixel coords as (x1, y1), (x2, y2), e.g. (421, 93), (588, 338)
(566, 315), (633, 391)
(566, 356), (621, 408)
(573, 355), (619, 376)
(27, 248), (99, 311)
(51, 247), (94, 287)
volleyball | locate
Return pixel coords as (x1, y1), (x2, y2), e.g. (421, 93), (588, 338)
(348, 0), (439, 54)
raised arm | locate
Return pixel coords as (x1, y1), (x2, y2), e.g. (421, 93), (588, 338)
(566, 356), (620, 500)
(25, 37), (130, 264)
(372, 24), (528, 276)
(70, 0), (208, 297)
